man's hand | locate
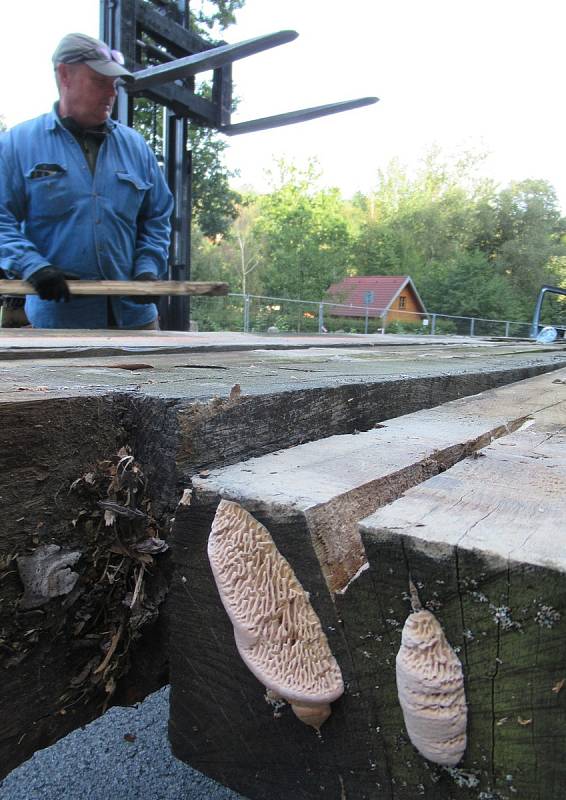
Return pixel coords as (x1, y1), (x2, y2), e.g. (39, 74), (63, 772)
(131, 272), (160, 305)
(27, 266), (74, 302)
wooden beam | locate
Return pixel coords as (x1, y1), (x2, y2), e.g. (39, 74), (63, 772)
(168, 368), (566, 800)
(0, 280), (228, 297)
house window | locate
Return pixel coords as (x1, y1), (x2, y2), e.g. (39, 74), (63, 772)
(399, 295), (406, 309)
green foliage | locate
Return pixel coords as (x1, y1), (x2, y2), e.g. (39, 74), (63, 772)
(385, 319), (427, 335)
(131, 98), (240, 237)
(253, 160), (354, 301)
(185, 144), (566, 334)
(142, 0), (244, 33)
(349, 149), (566, 325)
(189, 125), (240, 237)
(191, 0), (245, 31)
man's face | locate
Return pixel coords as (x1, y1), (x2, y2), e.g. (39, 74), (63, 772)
(57, 63), (118, 127)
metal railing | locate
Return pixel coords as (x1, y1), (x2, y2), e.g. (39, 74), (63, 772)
(189, 293), (565, 338)
(530, 285), (566, 338)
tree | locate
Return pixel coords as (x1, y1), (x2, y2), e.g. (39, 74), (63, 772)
(349, 148), (566, 323)
(189, 0), (245, 31)
(147, 0), (245, 33)
(188, 123), (240, 237)
(487, 180), (566, 316)
(254, 160), (353, 301)
(228, 199), (264, 295)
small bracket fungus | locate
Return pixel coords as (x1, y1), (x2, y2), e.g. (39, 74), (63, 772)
(208, 499), (344, 730)
(17, 544), (81, 610)
(396, 582), (467, 766)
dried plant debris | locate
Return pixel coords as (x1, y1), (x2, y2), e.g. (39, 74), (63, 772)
(2, 446), (168, 712)
(208, 499), (344, 730)
(396, 584), (467, 766)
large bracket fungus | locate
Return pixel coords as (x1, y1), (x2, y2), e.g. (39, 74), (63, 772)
(396, 586), (467, 766)
(208, 499), (344, 730)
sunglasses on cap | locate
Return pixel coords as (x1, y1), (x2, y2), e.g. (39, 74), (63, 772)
(66, 44), (125, 65)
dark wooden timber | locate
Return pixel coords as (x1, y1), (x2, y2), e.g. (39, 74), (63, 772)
(357, 415), (566, 799)
(2, 339), (566, 781)
(168, 369), (566, 800)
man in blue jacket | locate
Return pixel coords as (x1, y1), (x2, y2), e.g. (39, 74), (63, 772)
(0, 33), (173, 329)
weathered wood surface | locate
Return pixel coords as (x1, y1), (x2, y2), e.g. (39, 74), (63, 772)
(2, 343), (566, 782)
(359, 399), (566, 799)
(0, 279), (229, 296)
(168, 369), (566, 799)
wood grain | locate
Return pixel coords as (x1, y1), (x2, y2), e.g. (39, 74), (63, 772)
(0, 280), (228, 296)
(168, 368), (566, 799)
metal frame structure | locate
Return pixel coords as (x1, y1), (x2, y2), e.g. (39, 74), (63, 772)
(530, 284), (566, 338)
(101, 0), (378, 330)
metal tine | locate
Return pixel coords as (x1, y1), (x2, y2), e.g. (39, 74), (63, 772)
(220, 97), (379, 136)
(129, 30), (298, 91)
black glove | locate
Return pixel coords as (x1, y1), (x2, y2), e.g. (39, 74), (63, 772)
(131, 272), (160, 305)
(27, 266), (75, 302)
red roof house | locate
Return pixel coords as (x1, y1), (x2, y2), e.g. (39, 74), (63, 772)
(325, 275), (427, 323)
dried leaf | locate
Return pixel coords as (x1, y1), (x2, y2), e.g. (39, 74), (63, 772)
(132, 537), (168, 555)
(552, 678), (565, 694)
(69, 656), (99, 687)
(124, 733), (137, 743)
(517, 716), (532, 726)
(98, 501), (147, 521)
(94, 621), (124, 675)
(496, 717), (508, 726)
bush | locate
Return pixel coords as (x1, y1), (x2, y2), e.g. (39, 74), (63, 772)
(385, 319), (428, 335)
(431, 318), (458, 334)
(325, 316), (384, 334)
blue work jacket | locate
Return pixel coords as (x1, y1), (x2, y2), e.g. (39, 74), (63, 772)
(0, 108), (173, 328)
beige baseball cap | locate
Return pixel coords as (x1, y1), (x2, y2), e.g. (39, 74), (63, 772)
(52, 32), (134, 82)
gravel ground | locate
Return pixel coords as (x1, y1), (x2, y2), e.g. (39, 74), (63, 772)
(0, 687), (246, 800)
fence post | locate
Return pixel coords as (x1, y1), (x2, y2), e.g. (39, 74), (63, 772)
(318, 303), (324, 334)
(505, 321), (510, 337)
(364, 306), (369, 334)
(470, 317), (475, 336)
(431, 314), (437, 335)
(243, 294), (250, 333)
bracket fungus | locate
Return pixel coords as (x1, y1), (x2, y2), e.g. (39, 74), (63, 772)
(17, 544), (81, 610)
(208, 499), (344, 730)
(396, 583), (467, 766)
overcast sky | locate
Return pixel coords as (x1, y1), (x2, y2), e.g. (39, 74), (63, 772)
(2, 0), (565, 208)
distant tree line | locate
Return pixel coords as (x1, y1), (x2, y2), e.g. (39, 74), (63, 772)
(190, 148), (566, 330)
